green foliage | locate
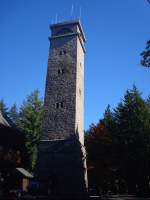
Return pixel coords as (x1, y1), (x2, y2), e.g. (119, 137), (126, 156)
(8, 103), (19, 126)
(113, 86), (150, 194)
(2, 84), (150, 194)
(0, 91), (44, 171)
(0, 99), (8, 117)
(86, 85), (150, 195)
(140, 1), (150, 67)
(141, 40), (150, 67)
(18, 90), (44, 170)
(85, 120), (113, 192)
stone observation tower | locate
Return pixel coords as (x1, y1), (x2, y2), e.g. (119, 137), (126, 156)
(37, 20), (88, 196)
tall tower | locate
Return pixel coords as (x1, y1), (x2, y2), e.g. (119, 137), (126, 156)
(37, 20), (87, 196)
(42, 20), (85, 144)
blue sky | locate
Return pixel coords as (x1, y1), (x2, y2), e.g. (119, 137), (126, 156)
(0, 0), (150, 130)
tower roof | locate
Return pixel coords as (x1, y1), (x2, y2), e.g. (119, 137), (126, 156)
(50, 20), (86, 42)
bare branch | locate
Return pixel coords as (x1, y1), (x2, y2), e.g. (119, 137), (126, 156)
(147, 0), (150, 4)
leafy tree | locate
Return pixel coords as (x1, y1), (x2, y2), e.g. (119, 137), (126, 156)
(18, 90), (44, 170)
(85, 119), (113, 193)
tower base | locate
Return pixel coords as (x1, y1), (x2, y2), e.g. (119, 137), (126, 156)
(36, 137), (88, 197)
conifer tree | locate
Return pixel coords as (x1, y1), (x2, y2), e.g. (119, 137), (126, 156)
(8, 103), (19, 126)
(0, 99), (8, 117)
(113, 85), (150, 194)
(18, 90), (44, 170)
(140, 1), (150, 67)
(86, 86), (150, 194)
(103, 104), (116, 132)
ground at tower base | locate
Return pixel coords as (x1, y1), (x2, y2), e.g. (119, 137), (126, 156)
(3, 194), (150, 200)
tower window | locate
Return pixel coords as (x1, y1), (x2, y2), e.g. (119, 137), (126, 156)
(60, 102), (63, 108)
(56, 103), (59, 109)
(59, 50), (66, 56)
(58, 69), (65, 75)
(58, 69), (61, 74)
(55, 102), (64, 109)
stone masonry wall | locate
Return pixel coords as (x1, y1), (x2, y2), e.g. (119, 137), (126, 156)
(42, 35), (77, 140)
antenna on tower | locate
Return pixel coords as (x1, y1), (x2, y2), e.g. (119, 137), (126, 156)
(70, 4), (74, 19)
(51, 18), (54, 24)
(55, 13), (58, 23)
